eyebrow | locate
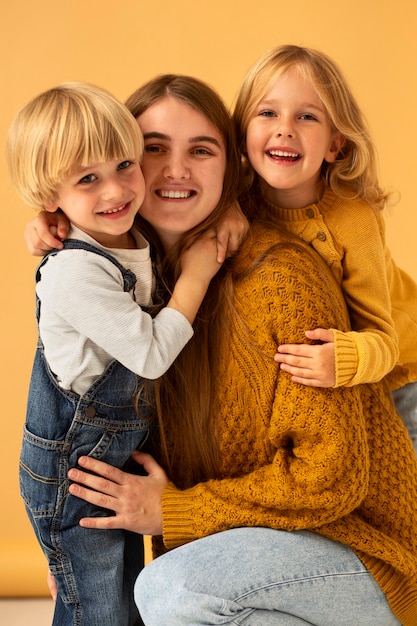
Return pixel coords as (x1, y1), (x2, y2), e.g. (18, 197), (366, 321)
(259, 99), (325, 113)
(143, 131), (221, 148)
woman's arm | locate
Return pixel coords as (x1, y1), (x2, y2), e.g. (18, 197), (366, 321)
(24, 210), (70, 254)
(68, 451), (167, 535)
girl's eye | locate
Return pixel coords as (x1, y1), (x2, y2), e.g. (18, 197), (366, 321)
(117, 160), (133, 170)
(259, 110), (276, 118)
(79, 173), (97, 184)
(300, 113), (317, 121)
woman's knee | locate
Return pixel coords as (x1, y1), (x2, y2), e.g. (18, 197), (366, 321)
(134, 555), (186, 624)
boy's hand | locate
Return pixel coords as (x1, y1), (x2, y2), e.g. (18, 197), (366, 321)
(274, 328), (336, 387)
(181, 231), (222, 283)
(24, 210), (70, 256)
(216, 201), (249, 263)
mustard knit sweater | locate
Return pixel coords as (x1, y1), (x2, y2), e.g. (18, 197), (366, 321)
(161, 223), (417, 626)
(263, 187), (417, 390)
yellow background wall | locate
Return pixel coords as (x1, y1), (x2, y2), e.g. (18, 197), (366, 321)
(1, 0), (416, 596)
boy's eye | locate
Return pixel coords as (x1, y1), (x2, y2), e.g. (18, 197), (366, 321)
(79, 173), (97, 184)
(117, 160), (133, 170)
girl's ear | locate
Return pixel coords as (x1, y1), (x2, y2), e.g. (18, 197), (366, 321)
(324, 131), (345, 163)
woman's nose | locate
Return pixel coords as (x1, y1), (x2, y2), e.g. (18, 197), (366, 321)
(162, 154), (191, 180)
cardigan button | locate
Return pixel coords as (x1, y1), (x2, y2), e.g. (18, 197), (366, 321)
(305, 208), (314, 218)
(316, 231), (327, 242)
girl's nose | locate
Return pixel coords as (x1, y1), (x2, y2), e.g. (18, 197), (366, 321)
(275, 117), (295, 139)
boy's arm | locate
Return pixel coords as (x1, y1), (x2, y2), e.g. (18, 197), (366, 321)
(167, 232), (222, 324)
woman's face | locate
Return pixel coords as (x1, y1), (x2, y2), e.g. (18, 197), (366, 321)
(136, 96), (226, 250)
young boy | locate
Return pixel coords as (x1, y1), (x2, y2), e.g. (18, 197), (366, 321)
(6, 82), (223, 626)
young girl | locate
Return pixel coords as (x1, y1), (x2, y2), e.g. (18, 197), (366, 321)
(6, 81), (231, 626)
(233, 44), (417, 444)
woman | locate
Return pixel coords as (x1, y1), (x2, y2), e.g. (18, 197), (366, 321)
(25, 75), (417, 625)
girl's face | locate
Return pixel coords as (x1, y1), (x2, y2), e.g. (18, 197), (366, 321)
(246, 68), (342, 209)
(137, 96), (226, 250)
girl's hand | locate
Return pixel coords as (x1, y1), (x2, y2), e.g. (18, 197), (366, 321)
(24, 210), (70, 255)
(216, 201), (249, 263)
(68, 451), (167, 536)
(274, 328), (336, 387)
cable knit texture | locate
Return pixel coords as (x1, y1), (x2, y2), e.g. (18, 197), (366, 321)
(263, 187), (417, 389)
(160, 223), (417, 626)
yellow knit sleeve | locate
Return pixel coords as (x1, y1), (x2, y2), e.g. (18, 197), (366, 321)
(326, 200), (399, 385)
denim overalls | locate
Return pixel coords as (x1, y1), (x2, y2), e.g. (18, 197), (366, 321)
(19, 240), (152, 626)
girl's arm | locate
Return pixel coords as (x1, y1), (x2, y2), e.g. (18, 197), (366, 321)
(274, 328), (336, 387)
(215, 202), (249, 262)
(276, 204), (401, 388)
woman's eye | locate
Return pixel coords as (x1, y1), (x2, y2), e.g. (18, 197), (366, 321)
(144, 145), (163, 153)
(192, 147), (212, 156)
(79, 174), (96, 184)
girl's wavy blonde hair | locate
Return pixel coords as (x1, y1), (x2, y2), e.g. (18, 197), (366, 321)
(7, 81), (143, 210)
(233, 44), (389, 210)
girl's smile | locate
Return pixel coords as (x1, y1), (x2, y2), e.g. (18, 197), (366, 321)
(246, 68), (342, 209)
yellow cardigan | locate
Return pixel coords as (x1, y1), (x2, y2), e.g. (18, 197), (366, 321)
(263, 187), (417, 389)
(161, 224), (417, 626)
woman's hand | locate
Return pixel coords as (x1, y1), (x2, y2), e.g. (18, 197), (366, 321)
(68, 451), (167, 535)
(24, 210), (70, 255)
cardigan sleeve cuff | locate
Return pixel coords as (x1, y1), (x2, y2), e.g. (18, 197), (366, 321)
(332, 329), (359, 387)
(161, 482), (199, 550)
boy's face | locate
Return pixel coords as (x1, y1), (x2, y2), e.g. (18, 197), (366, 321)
(46, 159), (145, 248)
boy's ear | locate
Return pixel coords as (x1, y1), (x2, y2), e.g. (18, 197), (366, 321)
(324, 131), (345, 163)
(44, 201), (60, 213)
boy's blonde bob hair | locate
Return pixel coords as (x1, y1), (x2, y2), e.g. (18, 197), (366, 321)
(233, 44), (389, 210)
(7, 81), (143, 210)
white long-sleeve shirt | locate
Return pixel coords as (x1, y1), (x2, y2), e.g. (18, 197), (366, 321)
(36, 226), (193, 395)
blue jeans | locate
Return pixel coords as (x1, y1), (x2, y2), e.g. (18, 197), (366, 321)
(135, 528), (401, 625)
(393, 381), (417, 455)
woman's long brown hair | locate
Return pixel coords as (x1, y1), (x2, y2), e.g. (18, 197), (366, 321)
(126, 75), (242, 485)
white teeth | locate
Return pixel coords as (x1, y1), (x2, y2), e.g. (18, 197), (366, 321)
(102, 204), (126, 214)
(160, 190), (192, 199)
(269, 150), (299, 158)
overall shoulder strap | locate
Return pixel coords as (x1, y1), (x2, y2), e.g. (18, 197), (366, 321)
(35, 238), (137, 292)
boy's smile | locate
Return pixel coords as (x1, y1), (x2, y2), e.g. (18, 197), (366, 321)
(46, 159), (145, 248)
